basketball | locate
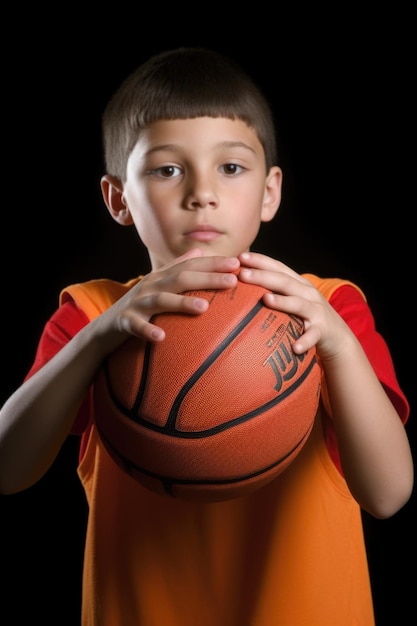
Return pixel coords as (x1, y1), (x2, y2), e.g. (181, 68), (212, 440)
(93, 279), (322, 502)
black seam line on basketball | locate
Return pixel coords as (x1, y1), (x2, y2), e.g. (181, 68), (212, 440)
(109, 350), (318, 439)
(132, 341), (152, 414)
(103, 340), (153, 417)
(98, 419), (313, 487)
(151, 355), (317, 438)
(165, 299), (266, 429)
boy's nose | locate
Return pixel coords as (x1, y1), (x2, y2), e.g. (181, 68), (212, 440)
(184, 175), (219, 210)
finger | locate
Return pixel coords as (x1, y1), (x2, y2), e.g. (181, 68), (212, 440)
(157, 258), (240, 294)
(123, 292), (211, 342)
(174, 254), (240, 275)
(239, 251), (291, 272)
(239, 268), (313, 298)
(239, 252), (306, 282)
(137, 290), (211, 316)
(120, 315), (167, 343)
(175, 270), (238, 294)
(292, 326), (321, 355)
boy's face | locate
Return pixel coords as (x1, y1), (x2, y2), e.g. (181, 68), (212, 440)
(122, 117), (282, 269)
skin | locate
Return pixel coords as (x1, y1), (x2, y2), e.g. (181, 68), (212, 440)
(0, 118), (413, 518)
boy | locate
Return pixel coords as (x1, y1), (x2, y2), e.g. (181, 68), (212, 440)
(0, 47), (413, 625)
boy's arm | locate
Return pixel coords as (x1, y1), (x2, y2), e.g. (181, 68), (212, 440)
(320, 328), (412, 518)
(238, 251), (414, 519)
(0, 319), (112, 493)
(0, 252), (240, 494)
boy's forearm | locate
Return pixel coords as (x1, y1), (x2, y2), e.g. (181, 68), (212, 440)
(324, 334), (413, 519)
(0, 323), (107, 494)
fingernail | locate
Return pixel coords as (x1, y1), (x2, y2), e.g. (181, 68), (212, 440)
(194, 298), (208, 310)
(223, 273), (237, 284)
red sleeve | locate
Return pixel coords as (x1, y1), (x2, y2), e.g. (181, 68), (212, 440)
(24, 300), (92, 434)
(323, 284), (410, 473)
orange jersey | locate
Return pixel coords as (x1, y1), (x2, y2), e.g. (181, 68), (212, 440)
(25, 273), (408, 625)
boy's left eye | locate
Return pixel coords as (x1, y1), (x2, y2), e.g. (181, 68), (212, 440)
(220, 163), (244, 175)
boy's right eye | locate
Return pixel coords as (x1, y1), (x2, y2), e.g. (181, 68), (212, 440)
(151, 165), (182, 178)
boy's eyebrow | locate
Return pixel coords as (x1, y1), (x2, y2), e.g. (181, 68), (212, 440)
(145, 141), (257, 156)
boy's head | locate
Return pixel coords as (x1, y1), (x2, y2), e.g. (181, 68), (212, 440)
(102, 47), (278, 182)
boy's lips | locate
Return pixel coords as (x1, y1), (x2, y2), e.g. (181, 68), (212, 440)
(184, 225), (223, 242)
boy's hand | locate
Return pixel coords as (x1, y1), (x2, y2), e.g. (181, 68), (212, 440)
(98, 249), (240, 350)
(238, 251), (353, 363)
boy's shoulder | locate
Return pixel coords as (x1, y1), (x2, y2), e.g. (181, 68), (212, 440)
(302, 274), (366, 302)
(60, 276), (143, 320)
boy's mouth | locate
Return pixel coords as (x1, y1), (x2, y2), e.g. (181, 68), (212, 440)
(184, 225), (223, 242)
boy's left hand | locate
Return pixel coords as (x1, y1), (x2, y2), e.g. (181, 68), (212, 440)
(238, 251), (353, 362)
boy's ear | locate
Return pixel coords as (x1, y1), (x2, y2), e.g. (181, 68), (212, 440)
(261, 166), (282, 223)
(100, 175), (134, 226)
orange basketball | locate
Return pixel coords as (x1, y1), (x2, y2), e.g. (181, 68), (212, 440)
(93, 279), (321, 502)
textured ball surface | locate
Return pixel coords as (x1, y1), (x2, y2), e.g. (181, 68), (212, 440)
(93, 280), (321, 502)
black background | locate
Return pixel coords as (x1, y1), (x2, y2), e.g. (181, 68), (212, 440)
(2, 11), (415, 625)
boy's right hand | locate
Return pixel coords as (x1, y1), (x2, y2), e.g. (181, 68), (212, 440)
(96, 249), (240, 354)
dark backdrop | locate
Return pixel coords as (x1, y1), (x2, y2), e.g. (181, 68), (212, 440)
(2, 14), (415, 625)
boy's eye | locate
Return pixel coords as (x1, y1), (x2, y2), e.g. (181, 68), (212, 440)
(152, 165), (182, 178)
(220, 163), (244, 175)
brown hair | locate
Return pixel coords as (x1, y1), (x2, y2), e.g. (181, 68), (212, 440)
(102, 47), (278, 181)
